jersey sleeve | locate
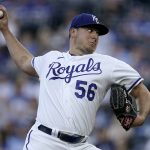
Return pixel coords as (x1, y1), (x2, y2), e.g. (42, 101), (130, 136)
(31, 55), (43, 76)
(111, 59), (143, 93)
(31, 50), (62, 77)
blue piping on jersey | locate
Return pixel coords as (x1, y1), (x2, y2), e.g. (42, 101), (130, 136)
(31, 58), (35, 68)
(127, 77), (143, 93)
(26, 130), (33, 150)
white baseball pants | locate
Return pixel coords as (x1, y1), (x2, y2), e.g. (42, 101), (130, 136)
(23, 123), (101, 150)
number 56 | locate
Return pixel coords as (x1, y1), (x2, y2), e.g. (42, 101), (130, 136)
(75, 80), (97, 101)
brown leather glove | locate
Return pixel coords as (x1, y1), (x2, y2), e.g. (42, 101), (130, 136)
(110, 84), (137, 131)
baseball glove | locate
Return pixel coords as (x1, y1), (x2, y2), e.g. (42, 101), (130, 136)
(110, 84), (137, 131)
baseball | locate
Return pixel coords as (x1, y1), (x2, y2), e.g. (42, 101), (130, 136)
(0, 10), (4, 19)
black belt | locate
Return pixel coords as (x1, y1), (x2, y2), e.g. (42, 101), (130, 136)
(38, 125), (86, 144)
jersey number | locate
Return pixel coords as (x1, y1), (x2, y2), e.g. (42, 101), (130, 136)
(75, 80), (97, 101)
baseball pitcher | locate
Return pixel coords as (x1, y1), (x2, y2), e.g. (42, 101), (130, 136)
(0, 5), (150, 150)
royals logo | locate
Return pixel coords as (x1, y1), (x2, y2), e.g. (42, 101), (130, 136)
(92, 15), (99, 24)
(46, 58), (102, 83)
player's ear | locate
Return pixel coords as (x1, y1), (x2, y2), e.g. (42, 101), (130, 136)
(70, 28), (77, 38)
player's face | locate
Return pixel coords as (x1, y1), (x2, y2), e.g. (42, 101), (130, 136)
(74, 27), (99, 54)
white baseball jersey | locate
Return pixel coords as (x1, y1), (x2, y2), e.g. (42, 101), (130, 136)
(31, 51), (143, 136)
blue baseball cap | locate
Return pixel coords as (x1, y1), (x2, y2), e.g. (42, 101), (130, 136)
(70, 13), (109, 36)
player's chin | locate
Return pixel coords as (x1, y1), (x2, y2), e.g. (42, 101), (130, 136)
(86, 47), (96, 54)
(86, 45), (96, 53)
(90, 42), (97, 49)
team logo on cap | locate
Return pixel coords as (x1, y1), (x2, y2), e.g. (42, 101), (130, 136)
(92, 15), (99, 24)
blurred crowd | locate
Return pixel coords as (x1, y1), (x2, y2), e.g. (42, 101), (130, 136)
(0, 0), (150, 150)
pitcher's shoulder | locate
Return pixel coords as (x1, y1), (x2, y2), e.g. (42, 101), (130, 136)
(93, 53), (119, 62)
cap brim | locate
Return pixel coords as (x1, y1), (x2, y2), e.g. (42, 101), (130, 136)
(80, 24), (109, 36)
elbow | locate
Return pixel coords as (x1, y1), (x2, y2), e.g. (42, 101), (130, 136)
(132, 115), (145, 127)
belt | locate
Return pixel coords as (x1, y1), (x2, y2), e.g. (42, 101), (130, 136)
(38, 125), (86, 144)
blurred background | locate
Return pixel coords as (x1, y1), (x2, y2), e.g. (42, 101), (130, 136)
(0, 0), (150, 150)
